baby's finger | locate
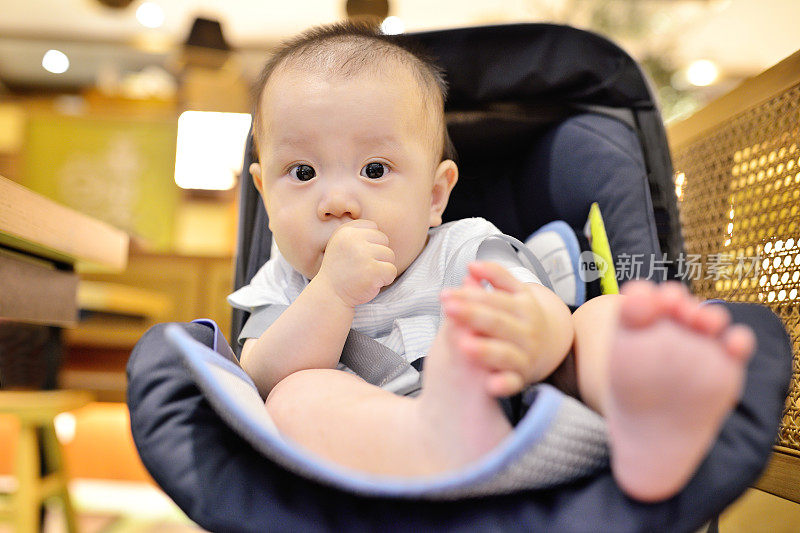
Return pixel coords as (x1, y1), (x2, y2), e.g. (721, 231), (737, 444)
(441, 286), (518, 316)
(340, 219), (378, 230)
(462, 272), (483, 289)
(442, 298), (527, 343)
(486, 371), (525, 397)
(363, 229), (390, 247)
(467, 261), (524, 294)
(457, 334), (529, 374)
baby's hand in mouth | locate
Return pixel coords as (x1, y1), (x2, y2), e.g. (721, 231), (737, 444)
(316, 220), (397, 307)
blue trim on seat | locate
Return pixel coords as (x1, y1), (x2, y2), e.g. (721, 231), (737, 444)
(166, 320), (566, 498)
(531, 220), (585, 306)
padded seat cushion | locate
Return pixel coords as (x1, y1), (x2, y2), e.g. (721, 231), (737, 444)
(127, 301), (791, 532)
(445, 113), (664, 284)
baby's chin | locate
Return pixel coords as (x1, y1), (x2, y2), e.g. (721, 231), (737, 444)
(302, 253), (327, 281)
(303, 263), (322, 282)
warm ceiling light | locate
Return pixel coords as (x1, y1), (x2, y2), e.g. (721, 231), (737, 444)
(381, 16), (404, 35)
(54, 412), (77, 444)
(42, 49), (70, 74)
(174, 111), (252, 190)
(136, 2), (164, 29)
(686, 59), (719, 87)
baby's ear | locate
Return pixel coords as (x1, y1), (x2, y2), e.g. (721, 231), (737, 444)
(429, 160), (458, 227)
(250, 162), (264, 194)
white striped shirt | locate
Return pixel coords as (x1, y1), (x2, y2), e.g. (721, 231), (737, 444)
(228, 217), (541, 392)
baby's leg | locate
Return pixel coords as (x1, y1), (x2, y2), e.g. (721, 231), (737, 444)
(417, 318), (513, 465)
(571, 281), (755, 502)
(266, 317), (511, 476)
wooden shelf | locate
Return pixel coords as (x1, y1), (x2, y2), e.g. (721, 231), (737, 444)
(0, 175), (128, 272)
(77, 281), (172, 319)
(66, 252), (233, 349)
(0, 249), (78, 326)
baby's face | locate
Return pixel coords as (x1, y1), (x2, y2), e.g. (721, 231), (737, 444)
(251, 66), (456, 281)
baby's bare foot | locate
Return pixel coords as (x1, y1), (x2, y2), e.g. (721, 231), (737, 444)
(415, 318), (512, 472)
(607, 281), (755, 502)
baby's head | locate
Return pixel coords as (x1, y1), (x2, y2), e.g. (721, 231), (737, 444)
(249, 22), (459, 281)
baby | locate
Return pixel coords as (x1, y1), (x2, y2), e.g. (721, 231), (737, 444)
(228, 22), (756, 502)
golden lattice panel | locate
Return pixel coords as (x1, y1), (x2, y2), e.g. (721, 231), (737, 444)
(672, 84), (800, 454)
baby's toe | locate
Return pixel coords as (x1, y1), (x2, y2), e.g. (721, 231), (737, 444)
(619, 283), (661, 328)
(621, 280), (656, 298)
(686, 302), (731, 337)
(656, 281), (692, 318)
(721, 324), (756, 363)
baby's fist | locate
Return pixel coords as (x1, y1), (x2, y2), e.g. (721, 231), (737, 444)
(318, 220), (397, 307)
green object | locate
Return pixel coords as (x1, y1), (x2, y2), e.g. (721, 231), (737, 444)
(584, 202), (619, 294)
(23, 113), (179, 251)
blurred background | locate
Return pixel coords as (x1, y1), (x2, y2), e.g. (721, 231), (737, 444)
(1, 1), (799, 531)
(3, 0), (800, 259)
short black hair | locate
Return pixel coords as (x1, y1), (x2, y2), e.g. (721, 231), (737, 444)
(251, 21), (456, 162)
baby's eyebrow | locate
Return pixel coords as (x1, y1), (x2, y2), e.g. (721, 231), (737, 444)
(273, 136), (309, 149)
(353, 134), (402, 151)
(270, 134), (403, 155)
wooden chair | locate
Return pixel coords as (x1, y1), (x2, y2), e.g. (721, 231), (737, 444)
(0, 390), (92, 533)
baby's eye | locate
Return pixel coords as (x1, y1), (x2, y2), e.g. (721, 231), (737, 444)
(361, 162), (388, 180)
(290, 164), (316, 181)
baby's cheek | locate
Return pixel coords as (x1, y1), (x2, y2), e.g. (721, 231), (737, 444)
(392, 235), (420, 274)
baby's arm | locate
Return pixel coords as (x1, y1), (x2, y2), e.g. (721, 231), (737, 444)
(241, 220), (397, 397)
(241, 276), (355, 398)
(440, 261), (574, 396)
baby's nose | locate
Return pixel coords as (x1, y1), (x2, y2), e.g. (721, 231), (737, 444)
(317, 190), (361, 220)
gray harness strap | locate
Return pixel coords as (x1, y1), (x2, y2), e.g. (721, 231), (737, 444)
(504, 234), (553, 292)
(239, 303), (417, 392)
(341, 329), (414, 388)
(443, 234), (553, 292)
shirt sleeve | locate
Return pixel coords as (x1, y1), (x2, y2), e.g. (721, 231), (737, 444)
(476, 237), (542, 285)
(227, 255), (294, 311)
(238, 304), (289, 345)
